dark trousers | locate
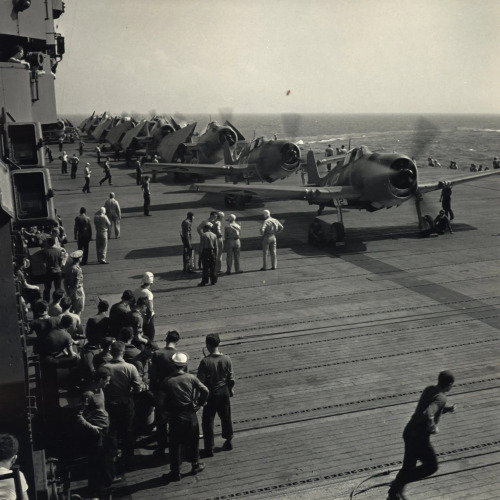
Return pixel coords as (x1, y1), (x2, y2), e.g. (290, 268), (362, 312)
(143, 314), (155, 341)
(202, 389), (233, 451)
(133, 390), (155, 434)
(156, 412), (169, 452)
(43, 271), (62, 301)
(77, 237), (90, 264)
(391, 424), (438, 492)
(168, 412), (200, 473)
(136, 172), (142, 185)
(61, 161), (67, 174)
(442, 201), (454, 220)
(143, 194), (150, 215)
(82, 177), (90, 193)
(70, 165), (78, 178)
(87, 429), (115, 493)
(182, 242), (193, 271)
(99, 172), (112, 185)
(107, 399), (135, 458)
(201, 249), (217, 285)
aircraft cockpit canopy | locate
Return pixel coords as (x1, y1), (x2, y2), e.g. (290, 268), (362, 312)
(249, 137), (264, 152)
(342, 146), (370, 167)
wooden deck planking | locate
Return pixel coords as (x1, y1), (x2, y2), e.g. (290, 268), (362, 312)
(47, 141), (500, 499)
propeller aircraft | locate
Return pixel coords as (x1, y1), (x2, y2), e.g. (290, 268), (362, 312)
(142, 124), (302, 185)
(190, 145), (500, 242)
(121, 116), (179, 156)
(142, 119), (246, 175)
(181, 119), (246, 165)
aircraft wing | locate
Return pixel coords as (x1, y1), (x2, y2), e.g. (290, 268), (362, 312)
(418, 169), (500, 194)
(157, 122), (197, 162)
(142, 163), (251, 177)
(190, 182), (361, 203)
(316, 153), (347, 165)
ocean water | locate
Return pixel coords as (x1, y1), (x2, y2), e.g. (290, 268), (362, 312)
(65, 113), (500, 171)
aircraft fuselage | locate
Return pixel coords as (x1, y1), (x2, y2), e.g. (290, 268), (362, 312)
(237, 138), (301, 183)
(318, 146), (418, 210)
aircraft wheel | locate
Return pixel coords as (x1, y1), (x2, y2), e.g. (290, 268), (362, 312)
(224, 196), (235, 208)
(419, 214), (434, 237)
(331, 222), (345, 243)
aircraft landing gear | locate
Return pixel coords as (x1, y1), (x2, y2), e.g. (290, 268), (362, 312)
(330, 222), (345, 243)
(331, 202), (345, 243)
(311, 200), (346, 246)
(414, 190), (432, 236)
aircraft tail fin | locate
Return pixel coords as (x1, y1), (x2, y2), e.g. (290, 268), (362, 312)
(223, 141), (235, 165)
(170, 115), (182, 131)
(306, 151), (321, 185)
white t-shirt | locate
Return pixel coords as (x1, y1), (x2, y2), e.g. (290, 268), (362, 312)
(134, 286), (154, 313)
(0, 467), (28, 500)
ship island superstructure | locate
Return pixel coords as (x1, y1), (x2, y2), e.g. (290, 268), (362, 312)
(0, 1), (66, 498)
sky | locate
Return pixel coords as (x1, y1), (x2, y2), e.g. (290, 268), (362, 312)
(54, 0), (500, 116)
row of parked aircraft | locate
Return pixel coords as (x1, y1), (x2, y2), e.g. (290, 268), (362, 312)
(78, 112), (301, 183)
(78, 112), (500, 243)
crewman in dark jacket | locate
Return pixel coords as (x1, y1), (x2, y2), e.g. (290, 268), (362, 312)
(150, 330), (183, 457)
(387, 371), (457, 500)
(74, 207), (92, 265)
(158, 352), (208, 482)
(198, 222), (218, 286)
(42, 236), (64, 301)
(197, 333), (235, 457)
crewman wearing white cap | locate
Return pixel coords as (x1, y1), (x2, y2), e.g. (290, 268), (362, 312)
(224, 214), (242, 274)
(64, 249), (85, 314)
(134, 272), (155, 340)
(260, 209), (284, 271)
(157, 351), (209, 482)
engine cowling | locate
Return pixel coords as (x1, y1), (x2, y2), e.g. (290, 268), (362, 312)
(218, 127), (237, 146)
(389, 157), (417, 196)
(280, 143), (301, 172)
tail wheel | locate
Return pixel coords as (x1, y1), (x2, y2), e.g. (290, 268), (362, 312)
(331, 222), (345, 243)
